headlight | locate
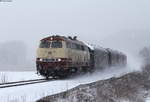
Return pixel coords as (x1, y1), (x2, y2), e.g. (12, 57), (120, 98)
(39, 58), (43, 61)
(58, 58), (61, 61)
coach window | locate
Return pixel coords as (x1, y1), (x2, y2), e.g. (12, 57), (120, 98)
(51, 41), (62, 48)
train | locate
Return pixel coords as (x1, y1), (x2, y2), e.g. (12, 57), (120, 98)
(36, 35), (127, 79)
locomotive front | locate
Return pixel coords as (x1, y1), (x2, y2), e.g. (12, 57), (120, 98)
(36, 36), (70, 78)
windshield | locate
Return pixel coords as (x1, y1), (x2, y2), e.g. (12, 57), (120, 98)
(39, 41), (62, 48)
(39, 41), (50, 48)
(51, 41), (62, 48)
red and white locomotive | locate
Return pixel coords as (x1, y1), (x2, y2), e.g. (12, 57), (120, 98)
(36, 35), (127, 79)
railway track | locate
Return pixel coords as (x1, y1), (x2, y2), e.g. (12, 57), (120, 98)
(0, 78), (52, 89)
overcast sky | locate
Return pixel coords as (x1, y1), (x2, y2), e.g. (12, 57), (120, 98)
(0, 0), (150, 57)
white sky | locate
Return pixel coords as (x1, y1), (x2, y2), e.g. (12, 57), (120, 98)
(0, 0), (150, 58)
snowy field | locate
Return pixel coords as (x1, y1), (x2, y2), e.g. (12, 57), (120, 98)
(0, 55), (145, 102)
(0, 67), (140, 102)
(0, 59), (147, 101)
(147, 99), (150, 102)
(0, 71), (41, 83)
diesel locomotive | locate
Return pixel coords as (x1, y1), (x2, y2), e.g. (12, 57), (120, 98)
(36, 35), (127, 78)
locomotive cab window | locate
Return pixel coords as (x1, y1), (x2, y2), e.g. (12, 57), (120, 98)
(51, 41), (62, 48)
(39, 41), (50, 48)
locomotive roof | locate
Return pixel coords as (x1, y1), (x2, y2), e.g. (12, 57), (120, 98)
(41, 35), (86, 46)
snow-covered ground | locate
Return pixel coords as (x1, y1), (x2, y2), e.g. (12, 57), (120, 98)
(146, 98), (150, 102)
(0, 55), (143, 102)
(0, 71), (41, 82)
(0, 65), (140, 102)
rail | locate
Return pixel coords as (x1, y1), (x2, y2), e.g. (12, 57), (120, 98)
(0, 78), (53, 89)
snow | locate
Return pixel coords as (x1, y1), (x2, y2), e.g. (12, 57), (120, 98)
(0, 66), (138, 102)
(146, 98), (150, 102)
(0, 54), (143, 102)
(0, 71), (41, 82)
(84, 42), (94, 50)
